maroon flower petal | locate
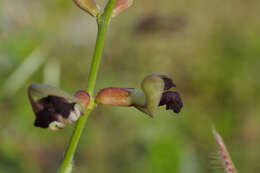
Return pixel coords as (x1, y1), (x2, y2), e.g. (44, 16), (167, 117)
(34, 109), (57, 128)
(162, 76), (176, 90)
(159, 91), (183, 113)
(34, 95), (76, 128)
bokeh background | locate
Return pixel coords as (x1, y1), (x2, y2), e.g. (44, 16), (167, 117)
(1, 0), (260, 172)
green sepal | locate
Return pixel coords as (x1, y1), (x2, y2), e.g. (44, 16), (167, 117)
(141, 74), (165, 116)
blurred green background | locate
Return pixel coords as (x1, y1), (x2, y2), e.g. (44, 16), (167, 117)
(1, 0), (260, 172)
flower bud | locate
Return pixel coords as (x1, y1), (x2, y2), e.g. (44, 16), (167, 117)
(95, 73), (183, 117)
(73, 0), (100, 17)
(96, 87), (132, 106)
(112, 0), (133, 17)
(96, 87), (146, 107)
(74, 90), (91, 108)
(28, 84), (90, 130)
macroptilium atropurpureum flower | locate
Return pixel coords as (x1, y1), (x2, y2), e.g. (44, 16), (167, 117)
(96, 73), (183, 117)
(28, 84), (90, 130)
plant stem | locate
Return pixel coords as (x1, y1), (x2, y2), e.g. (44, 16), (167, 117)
(59, 0), (116, 172)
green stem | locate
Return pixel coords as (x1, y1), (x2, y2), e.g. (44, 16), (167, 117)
(59, 0), (116, 172)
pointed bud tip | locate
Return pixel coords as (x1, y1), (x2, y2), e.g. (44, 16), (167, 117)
(112, 0), (133, 17)
(73, 0), (100, 17)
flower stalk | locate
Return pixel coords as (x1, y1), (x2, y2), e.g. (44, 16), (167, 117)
(59, 0), (116, 172)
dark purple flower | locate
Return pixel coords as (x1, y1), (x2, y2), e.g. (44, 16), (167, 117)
(161, 76), (176, 90)
(34, 95), (78, 129)
(159, 91), (183, 113)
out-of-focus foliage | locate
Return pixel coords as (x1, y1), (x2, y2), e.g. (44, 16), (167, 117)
(0, 0), (260, 172)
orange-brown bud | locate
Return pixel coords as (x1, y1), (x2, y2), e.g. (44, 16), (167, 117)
(74, 90), (90, 108)
(96, 87), (132, 106)
(112, 0), (133, 17)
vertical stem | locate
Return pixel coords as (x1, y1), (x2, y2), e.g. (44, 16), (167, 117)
(59, 0), (116, 172)
(87, 1), (115, 94)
